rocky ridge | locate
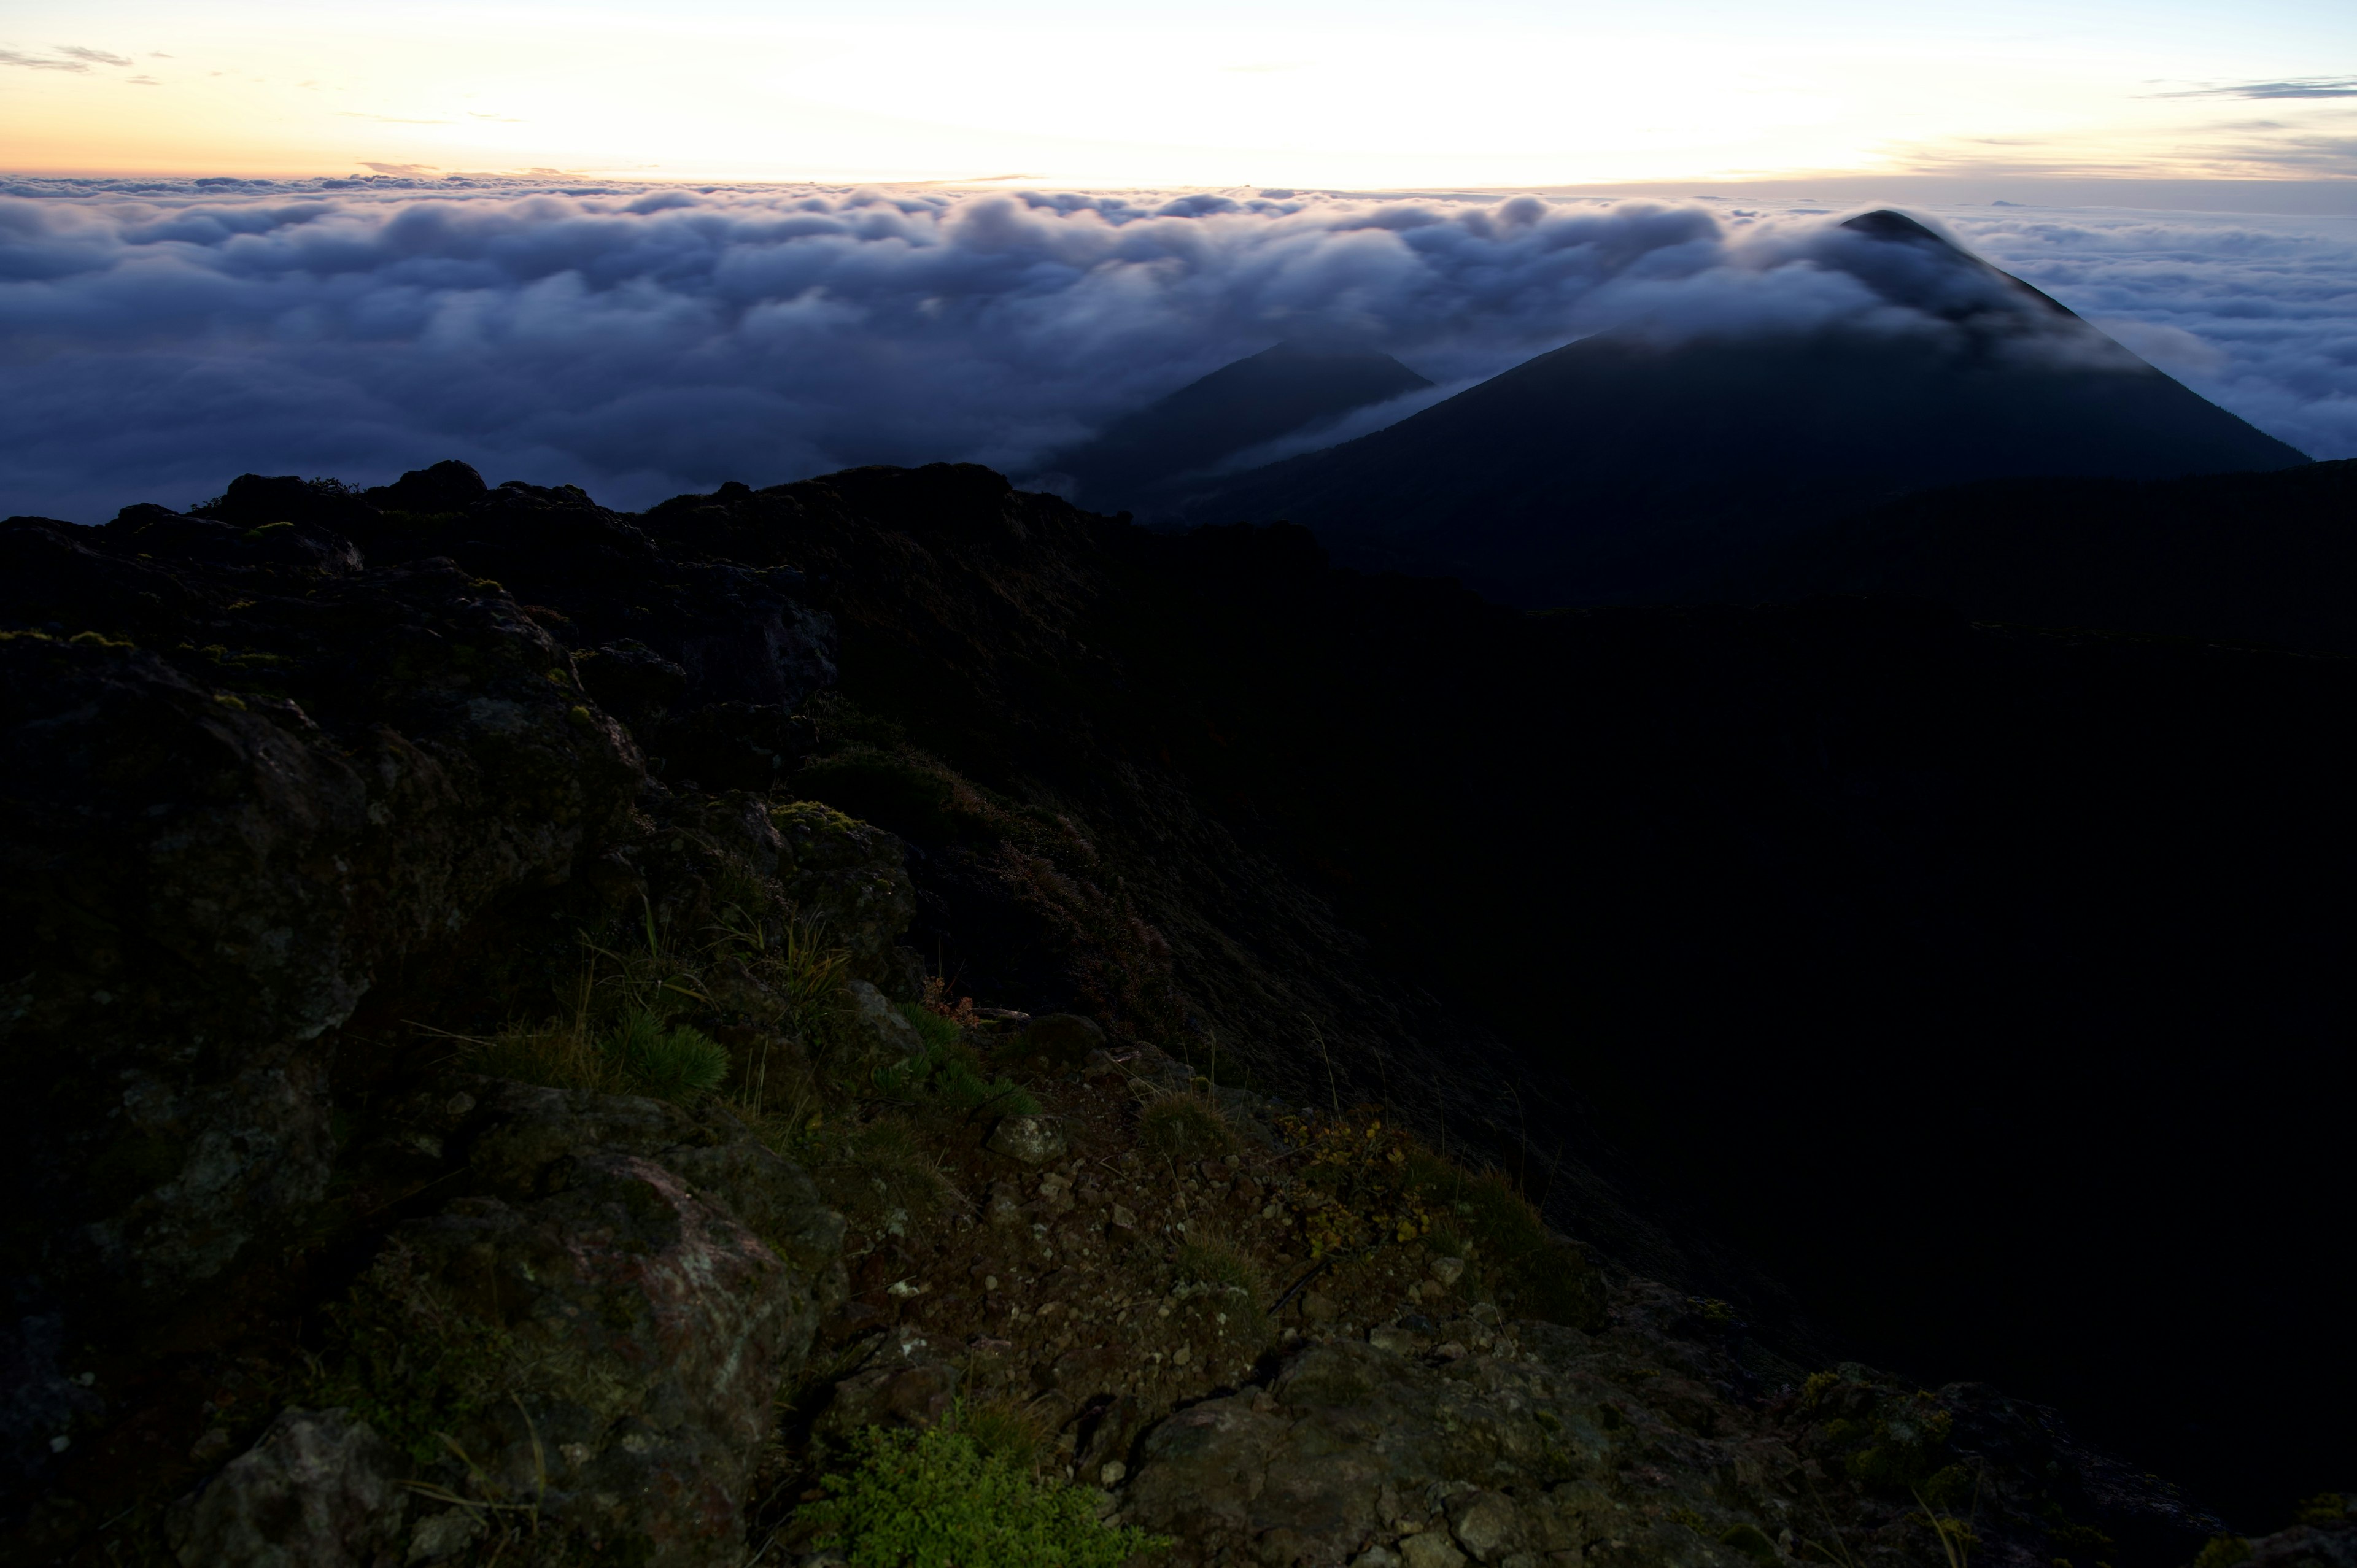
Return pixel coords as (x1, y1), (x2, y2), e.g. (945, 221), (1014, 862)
(1, 461), (2343, 1564)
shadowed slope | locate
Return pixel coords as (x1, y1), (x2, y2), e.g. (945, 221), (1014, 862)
(1719, 458), (2357, 653)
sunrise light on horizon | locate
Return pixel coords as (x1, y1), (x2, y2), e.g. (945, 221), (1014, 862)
(6, 0), (2357, 191)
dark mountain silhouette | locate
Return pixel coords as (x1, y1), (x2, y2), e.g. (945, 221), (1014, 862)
(1719, 458), (2357, 654)
(1189, 211), (2309, 606)
(1048, 337), (1431, 510)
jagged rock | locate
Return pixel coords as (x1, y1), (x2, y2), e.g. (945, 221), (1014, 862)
(321, 1082), (845, 1565)
(1448, 1490), (1522, 1562)
(163, 1407), (408, 1568)
(1399, 1533), (1468, 1568)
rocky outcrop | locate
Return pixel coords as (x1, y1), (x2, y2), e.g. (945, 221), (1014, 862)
(1118, 1283), (2222, 1568)
(300, 1083), (842, 1566)
(0, 517), (657, 1526)
(0, 473), (877, 1557)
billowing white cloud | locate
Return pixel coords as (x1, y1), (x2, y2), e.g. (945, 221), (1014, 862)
(1945, 206), (2357, 468)
(0, 178), (2348, 522)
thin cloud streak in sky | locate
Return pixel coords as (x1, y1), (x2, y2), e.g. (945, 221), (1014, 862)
(0, 182), (2350, 522)
(2153, 77), (2357, 100)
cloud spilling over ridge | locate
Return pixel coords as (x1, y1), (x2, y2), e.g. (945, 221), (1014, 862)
(1, 180), (2348, 521)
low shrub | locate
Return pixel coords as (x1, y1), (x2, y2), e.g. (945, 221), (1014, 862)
(900, 1001), (964, 1056)
(873, 1038), (1039, 1118)
(465, 1014), (624, 1096)
(800, 1425), (1167, 1568)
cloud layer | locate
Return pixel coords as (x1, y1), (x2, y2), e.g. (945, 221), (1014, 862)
(2, 178), (2350, 520)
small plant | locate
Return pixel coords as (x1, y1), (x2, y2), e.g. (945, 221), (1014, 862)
(462, 970), (625, 1094)
(600, 1008), (730, 1102)
(1913, 1481), (1980, 1568)
(919, 975), (980, 1029)
(1174, 1230), (1263, 1307)
(2191, 1539), (2252, 1568)
(1279, 1107), (1434, 1258)
(900, 1000), (966, 1055)
(799, 1424), (1168, 1567)
(873, 1037), (1039, 1118)
(1140, 1094), (1233, 1159)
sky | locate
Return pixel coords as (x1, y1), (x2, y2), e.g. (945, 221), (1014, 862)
(2, 2), (2355, 520)
(2, 0), (2356, 188)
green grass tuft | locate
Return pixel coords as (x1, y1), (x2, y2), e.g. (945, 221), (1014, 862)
(600, 1008), (730, 1101)
(1174, 1230), (1262, 1307)
(873, 1038), (1039, 1118)
(801, 1424), (1167, 1567)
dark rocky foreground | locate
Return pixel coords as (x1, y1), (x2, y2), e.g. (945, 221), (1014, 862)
(2, 462), (2350, 1564)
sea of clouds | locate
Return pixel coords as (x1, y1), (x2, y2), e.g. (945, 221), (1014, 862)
(2, 176), (2353, 520)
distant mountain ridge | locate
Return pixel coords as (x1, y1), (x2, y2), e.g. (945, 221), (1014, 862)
(1179, 211), (2308, 607)
(1048, 338), (1431, 511)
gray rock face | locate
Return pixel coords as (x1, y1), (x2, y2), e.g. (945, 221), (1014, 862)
(164, 1407), (408, 1568)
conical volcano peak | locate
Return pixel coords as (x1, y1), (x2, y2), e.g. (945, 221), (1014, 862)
(1823, 207), (2080, 328)
(1840, 209), (1956, 247)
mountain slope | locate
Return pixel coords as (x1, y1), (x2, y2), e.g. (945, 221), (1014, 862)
(1192, 211), (2307, 606)
(1050, 338), (1431, 511)
(1719, 458), (2357, 653)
